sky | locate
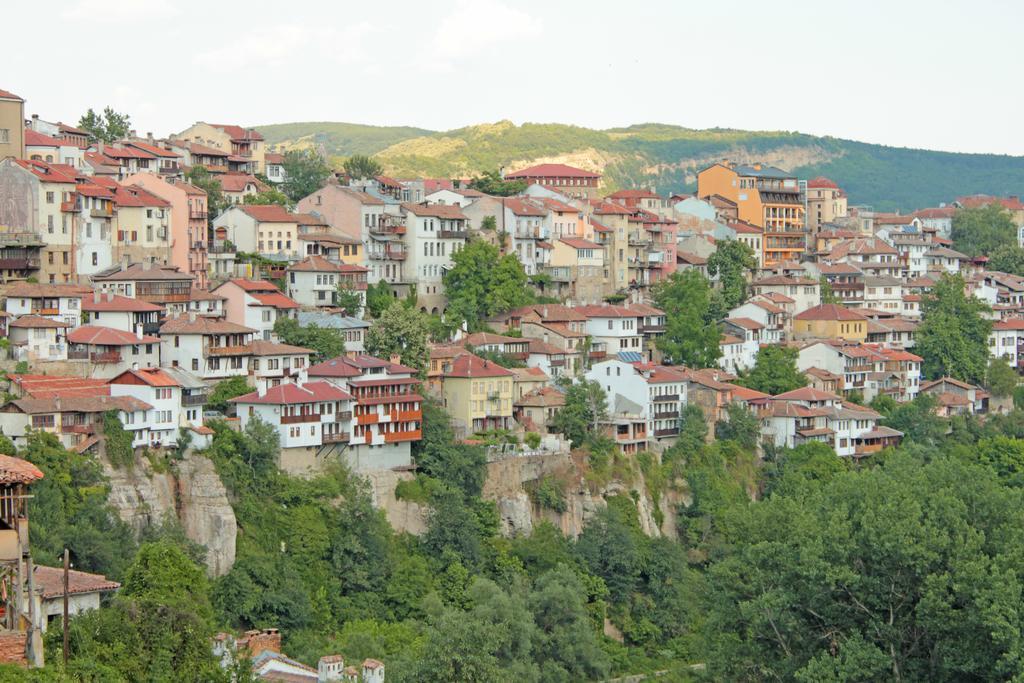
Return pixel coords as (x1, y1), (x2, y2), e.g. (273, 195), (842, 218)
(5, 0), (1023, 154)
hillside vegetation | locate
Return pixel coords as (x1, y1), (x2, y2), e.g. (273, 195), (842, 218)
(255, 120), (1024, 211)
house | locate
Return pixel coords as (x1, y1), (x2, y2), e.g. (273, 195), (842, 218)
(990, 318), (1024, 369)
(174, 122), (265, 173)
(216, 173), (266, 205)
(805, 177), (848, 233)
(110, 183), (173, 269)
(308, 354), (422, 471)
(794, 304), (867, 342)
(804, 366), (844, 394)
(546, 237), (605, 305)
(82, 292), (163, 337)
(697, 162), (806, 266)
(296, 185), (386, 244)
(123, 173), (210, 289)
(248, 340), (311, 391)
(825, 237), (902, 279)
(815, 262), (865, 307)
(925, 246), (970, 275)
(66, 325), (161, 378)
(728, 299), (786, 344)
(159, 315), (256, 381)
(91, 262), (194, 307)
(401, 202), (470, 313)
(440, 353), (515, 436)
(264, 152), (286, 184)
(213, 204), (301, 260)
(8, 315), (69, 362)
(167, 288), (227, 319)
(286, 255), (368, 311)
(585, 357), (689, 449)
(575, 305), (644, 359)
(1, 159), (78, 284)
(750, 275), (820, 314)
(231, 382), (354, 472)
(920, 377), (989, 416)
(505, 163), (601, 199)
(513, 386), (564, 433)
(4, 282), (91, 327)
(31, 566), (119, 633)
(213, 279), (299, 341)
(720, 318), (763, 371)
(107, 368), (186, 447)
(0, 88), (25, 159)
(0, 394), (152, 450)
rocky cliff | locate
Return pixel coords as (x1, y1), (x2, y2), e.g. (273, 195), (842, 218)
(103, 454), (237, 577)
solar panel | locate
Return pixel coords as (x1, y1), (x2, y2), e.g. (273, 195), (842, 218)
(617, 351), (643, 363)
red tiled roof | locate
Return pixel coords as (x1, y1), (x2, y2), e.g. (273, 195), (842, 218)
(795, 304), (866, 321)
(287, 255), (368, 273)
(307, 356), (362, 377)
(591, 201), (632, 216)
(574, 304), (635, 319)
(230, 381), (352, 405)
(115, 185), (170, 208)
(82, 294), (163, 313)
(9, 315), (69, 329)
(34, 565), (119, 599)
(124, 141), (180, 158)
(250, 291), (299, 309)
(218, 173), (262, 193)
(159, 316), (254, 335)
(209, 124), (264, 142)
(14, 159), (78, 184)
(724, 317), (765, 330)
(109, 368), (180, 387)
(24, 130), (65, 147)
(607, 189), (660, 200)
(75, 183), (114, 199)
(993, 318), (1024, 331)
(101, 145), (155, 160)
(401, 202), (468, 220)
(728, 221), (762, 234)
(503, 198), (546, 217)
(264, 152), (285, 164)
(6, 282), (92, 298)
(247, 340), (312, 356)
(914, 207), (957, 219)
(957, 195), (1024, 211)
(772, 386), (842, 402)
(67, 325), (158, 346)
(506, 163), (601, 179)
(444, 353), (514, 378)
(237, 204), (294, 222)
(807, 176), (839, 189)
(0, 89), (23, 101)
(9, 374), (111, 399)
(0, 455), (43, 485)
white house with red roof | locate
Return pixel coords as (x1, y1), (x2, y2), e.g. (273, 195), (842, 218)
(760, 387), (898, 457)
(8, 315), (70, 362)
(82, 292), (164, 337)
(5, 282), (92, 327)
(248, 340), (312, 392)
(159, 315), (255, 381)
(108, 368), (185, 448)
(585, 357), (689, 448)
(575, 305), (644, 358)
(72, 179), (116, 275)
(213, 204), (300, 259)
(230, 381), (354, 460)
(285, 255), (369, 311)
(25, 129), (83, 168)
(308, 354), (422, 470)
(212, 279), (299, 341)
(720, 317), (764, 372)
(990, 318), (1024, 370)
(400, 202), (470, 313)
(66, 325), (161, 378)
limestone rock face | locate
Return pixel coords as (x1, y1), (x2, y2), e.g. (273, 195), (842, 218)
(103, 454), (237, 577)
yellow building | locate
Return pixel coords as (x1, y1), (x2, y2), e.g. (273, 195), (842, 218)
(441, 352), (514, 436)
(589, 201), (633, 294)
(174, 122), (265, 173)
(547, 236), (605, 304)
(0, 89), (25, 161)
(805, 177), (848, 233)
(793, 303), (867, 342)
(697, 162), (806, 267)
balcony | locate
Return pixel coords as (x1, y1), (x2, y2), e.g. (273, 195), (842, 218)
(280, 413), (319, 424)
(487, 392), (501, 402)
(61, 423), (95, 434)
(384, 429), (422, 443)
(192, 241), (207, 251)
(142, 322), (162, 336)
(357, 413), (379, 426)
(160, 165), (180, 175)
(654, 410), (678, 420)
(438, 229), (469, 239)
(90, 351), (122, 363)
(369, 224), (405, 236)
(549, 359), (565, 367)
(206, 345), (250, 356)
(323, 431), (350, 444)
(67, 349), (89, 360)
(209, 242), (235, 254)
(182, 393), (208, 407)
(31, 308), (59, 316)
(652, 394), (679, 402)
(628, 233), (650, 246)
(640, 323), (665, 334)
(90, 208), (113, 218)
(336, 410), (353, 421)
(0, 258), (40, 270)
(654, 427), (680, 437)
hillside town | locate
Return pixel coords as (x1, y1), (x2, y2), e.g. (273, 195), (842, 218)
(2, 83), (1024, 679)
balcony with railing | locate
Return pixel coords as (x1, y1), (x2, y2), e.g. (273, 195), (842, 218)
(322, 431), (350, 444)
(90, 207), (113, 218)
(280, 413), (320, 424)
(652, 393), (679, 402)
(654, 427), (680, 437)
(90, 351), (122, 363)
(543, 266), (572, 283)
(384, 429), (422, 443)
(628, 232), (651, 246)
(438, 228), (469, 239)
(209, 242), (236, 254)
(182, 393), (208, 407)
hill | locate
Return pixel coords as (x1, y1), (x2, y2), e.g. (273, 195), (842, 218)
(254, 120), (1024, 211)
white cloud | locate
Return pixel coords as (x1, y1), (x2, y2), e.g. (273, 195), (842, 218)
(60, 0), (178, 23)
(192, 23), (375, 73)
(428, 0), (543, 65)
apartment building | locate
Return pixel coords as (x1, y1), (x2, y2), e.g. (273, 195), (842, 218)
(213, 279), (299, 341)
(805, 177), (847, 233)
(286, 255), (368, 310)
(504, 163), (601, 199)
(159, 315), (255, 381)
(441, 353), (514, 436)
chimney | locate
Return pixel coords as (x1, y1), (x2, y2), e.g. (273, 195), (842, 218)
(97, 141), (104, 155)
(257, 383), (266, 398)
(107, 292), (114, 302)
(147, 132), (154, 143)
(188, 311), (196, 322)
(93, 291), (101, 304)
(129, 129), (137, 138)
(389, 354), (401, 366)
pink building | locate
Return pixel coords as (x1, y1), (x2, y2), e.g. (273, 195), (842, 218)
(124, 173), (209, 289)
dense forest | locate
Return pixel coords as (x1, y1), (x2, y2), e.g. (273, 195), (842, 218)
(5, 388), (1024, 680)
(255, 120), (1024, 210)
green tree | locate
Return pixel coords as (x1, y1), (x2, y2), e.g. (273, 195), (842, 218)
(529, 565), (611, 680)
(480, 215), (497, 231)
(243, 187), (290, 206)
(365, 305), (430, 376)
(342, 154), (384, 180)
(413, 398), (487, 498)
(714, 402), (761, 451)
(737, 345), (809, 395)
(951, 203), (1016, 257)
(78, 106), (132, 144)
(707, 239), (757, 310)
(704, 453), (1024, 682)
(282, 149), (331, 202)
(334, 283), (364, 315)
(988, 244), (1024, 276)
(365, 280), (395, 318)
(819, 276), (840, 304)
(207, 376), (253, 413)
(652, 269), (722, 367)
(469, 169), (527, 196)
(883, 393), (946, 447)
(273, 317), (346, 362)
(987, 356), (1019, 398)
(916, 273), (992, 384)
(443, 239), (533, 330)
(575, 498), (645, 602)
(549, 380), (607, 449)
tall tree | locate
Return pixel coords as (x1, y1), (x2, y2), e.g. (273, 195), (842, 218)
(951, 203), (1016, 257)
(652, 269), (722, 367)
(334, 283), (364, 316)
(78, 106), (132, 144)
(916, 273), (992, 384)
(737, 345), (809, 395)
(988, 244), (1024, 276)
(443, 239), (533, 330)
(365, 280), (395, 318)
(365, 305), (430, 376)
(819, 276), (840, 304)
(342, 154), (384, 180)
(549, 380), (607, 449)
(282, 149), (331, 202)
(707, 239), (757, 310)
(986, 356), (1019, 398)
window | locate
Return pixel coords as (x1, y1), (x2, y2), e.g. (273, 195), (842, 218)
(91, 252), (98, 266)
(46, 191), (54, 204)
(191, 358), (199, 371)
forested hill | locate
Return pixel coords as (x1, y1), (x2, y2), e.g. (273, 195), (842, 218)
(254, 120), (1024, 212)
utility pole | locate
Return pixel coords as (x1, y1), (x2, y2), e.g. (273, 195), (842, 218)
(62, 548), (69, 665)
